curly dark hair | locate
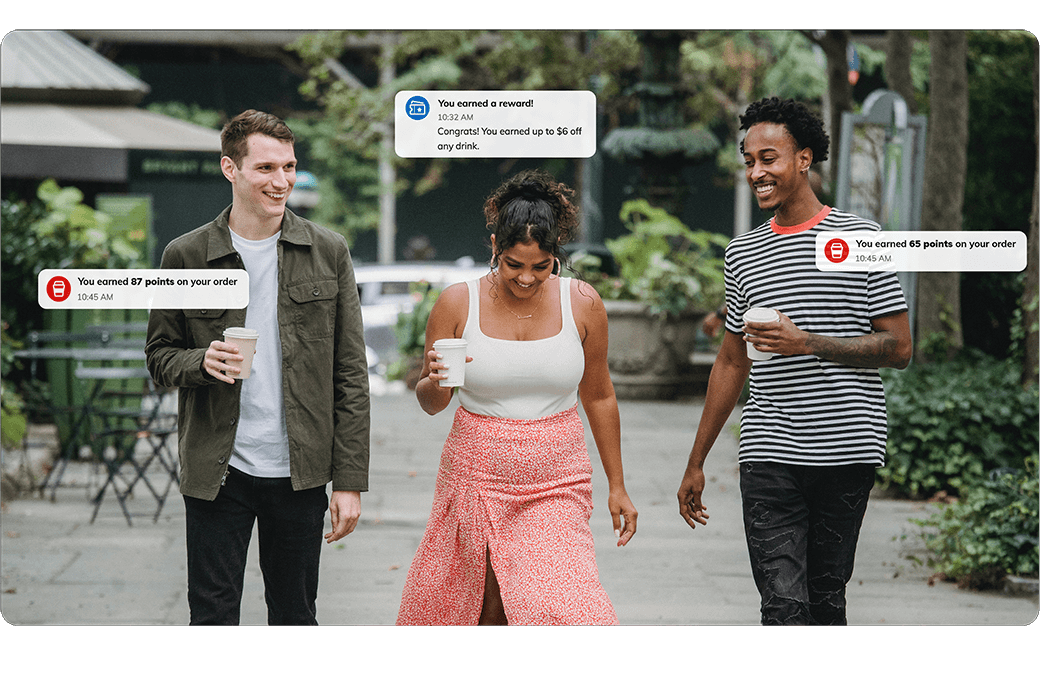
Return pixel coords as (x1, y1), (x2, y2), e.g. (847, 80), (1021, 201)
(739, 97), (829, 164)
(482, 169), (579, 268)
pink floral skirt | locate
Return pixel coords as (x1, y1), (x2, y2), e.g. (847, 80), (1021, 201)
(396, 405), (617, 625)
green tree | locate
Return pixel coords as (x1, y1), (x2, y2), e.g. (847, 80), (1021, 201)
(290, 31), (476, 252)
(289, 30), (641, 254)
(960, 32), (1038, 365)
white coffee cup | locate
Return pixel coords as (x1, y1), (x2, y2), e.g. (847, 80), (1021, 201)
(432, 338), (468, 387)
(223, 327), (259, 379)
(743, 307), (780, 361)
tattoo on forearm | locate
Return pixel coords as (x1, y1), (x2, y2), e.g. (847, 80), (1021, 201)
(805, 332), (905, 368)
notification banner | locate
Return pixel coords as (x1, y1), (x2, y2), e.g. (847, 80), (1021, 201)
(39, 270), (249, 309)
(395, 90), (597, 158)
(816, 231), (1027, 273)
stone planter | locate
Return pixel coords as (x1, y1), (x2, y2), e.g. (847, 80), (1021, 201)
(603, 300), (707, 400)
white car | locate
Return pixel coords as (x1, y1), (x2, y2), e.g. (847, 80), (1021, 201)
(353, 259), (487, 367)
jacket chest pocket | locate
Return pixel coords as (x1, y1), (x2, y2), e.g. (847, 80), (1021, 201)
(288, 279), (338, 340)
(183, 308), (227, 348)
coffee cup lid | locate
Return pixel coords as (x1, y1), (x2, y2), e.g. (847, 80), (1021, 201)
(743, 307), (778, 323)
(224, 327), (259, 339)
(433, 338), (468, 348)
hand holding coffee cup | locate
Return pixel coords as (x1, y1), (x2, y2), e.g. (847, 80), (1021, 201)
(431, 338), (469, 388)
(222, 328), (259, 379)
(204, 340), (243, 384)
(742, 307), (780, 361)
(203, 328), (259, 383)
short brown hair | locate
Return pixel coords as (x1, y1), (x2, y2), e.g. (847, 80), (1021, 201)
(220, 109), (294, 167)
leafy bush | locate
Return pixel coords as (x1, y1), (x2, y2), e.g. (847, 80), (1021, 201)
(575, 199), (728, 317)
(393, 283), (441, 360)
(2, 181), (145, 440)
(386, 283), (441, 382)
(913, 460), (1039, 589)
(879, 351), (1039, 498)
(1, 180), (143, 335)
(0, 194), (43, 334)
(1, 324), (27, 448)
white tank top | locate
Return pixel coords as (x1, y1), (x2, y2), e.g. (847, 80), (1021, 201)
(458, 277), (585, 420)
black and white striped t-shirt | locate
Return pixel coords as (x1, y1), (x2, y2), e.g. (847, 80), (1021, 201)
(723, 206), (908, 467)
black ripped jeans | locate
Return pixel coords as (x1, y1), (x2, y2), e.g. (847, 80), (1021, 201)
(739, 461), (875, 626)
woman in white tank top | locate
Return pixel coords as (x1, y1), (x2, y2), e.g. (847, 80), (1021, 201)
(397, 170), (638, 626)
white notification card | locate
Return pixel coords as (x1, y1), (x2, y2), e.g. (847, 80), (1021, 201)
(39, 270), (249, 310)
(395, 90), (597, 158)
(816, 231), (1027, 273)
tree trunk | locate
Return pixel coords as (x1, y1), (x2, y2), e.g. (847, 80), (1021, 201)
(885, 30), (917, 114)
(1024, 41), (1039, 385)
(916, 30), (969, 362)
(815, 30), (853, 191)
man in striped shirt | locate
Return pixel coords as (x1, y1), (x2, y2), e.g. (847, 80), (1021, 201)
(677, 97), (912, 625)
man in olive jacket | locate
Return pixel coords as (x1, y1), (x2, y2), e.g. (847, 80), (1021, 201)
(146, 110), (370, 625)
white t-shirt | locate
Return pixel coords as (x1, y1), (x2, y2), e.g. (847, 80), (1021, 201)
(228, 228), (291, 477)
(723, 207), (908, 467)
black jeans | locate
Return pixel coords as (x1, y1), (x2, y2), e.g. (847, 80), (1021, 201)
(183, 467), (328, 625)
(739, 461), (875, 625)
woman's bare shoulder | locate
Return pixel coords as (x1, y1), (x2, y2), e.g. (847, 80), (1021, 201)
(428, 280), (473, 330)
(568, 276), (604, 312)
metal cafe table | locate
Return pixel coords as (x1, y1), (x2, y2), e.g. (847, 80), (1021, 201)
(13, 340), (178, 524)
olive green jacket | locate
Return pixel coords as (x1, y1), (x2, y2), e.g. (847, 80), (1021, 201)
(145, 206), (370, 501)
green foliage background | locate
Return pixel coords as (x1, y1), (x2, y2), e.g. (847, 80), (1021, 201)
(915, 462), (1039, 586)
(880, 352), (1039, 499)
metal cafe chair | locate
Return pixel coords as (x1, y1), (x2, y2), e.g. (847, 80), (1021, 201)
(76, 365), (179, 525)
(85, 322), (148, 350)
(15, 330), (146, 500)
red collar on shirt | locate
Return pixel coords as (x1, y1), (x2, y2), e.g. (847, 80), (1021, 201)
(770, 206), (832, 235)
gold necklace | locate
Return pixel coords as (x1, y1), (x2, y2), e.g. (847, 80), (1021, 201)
(500, 281), (546, 320)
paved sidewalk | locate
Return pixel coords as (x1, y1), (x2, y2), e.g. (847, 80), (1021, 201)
(2, 393), (1036, 628)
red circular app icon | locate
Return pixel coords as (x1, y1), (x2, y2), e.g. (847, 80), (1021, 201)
(46, 275), (71, 302)
(825, 238), (849, 263)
